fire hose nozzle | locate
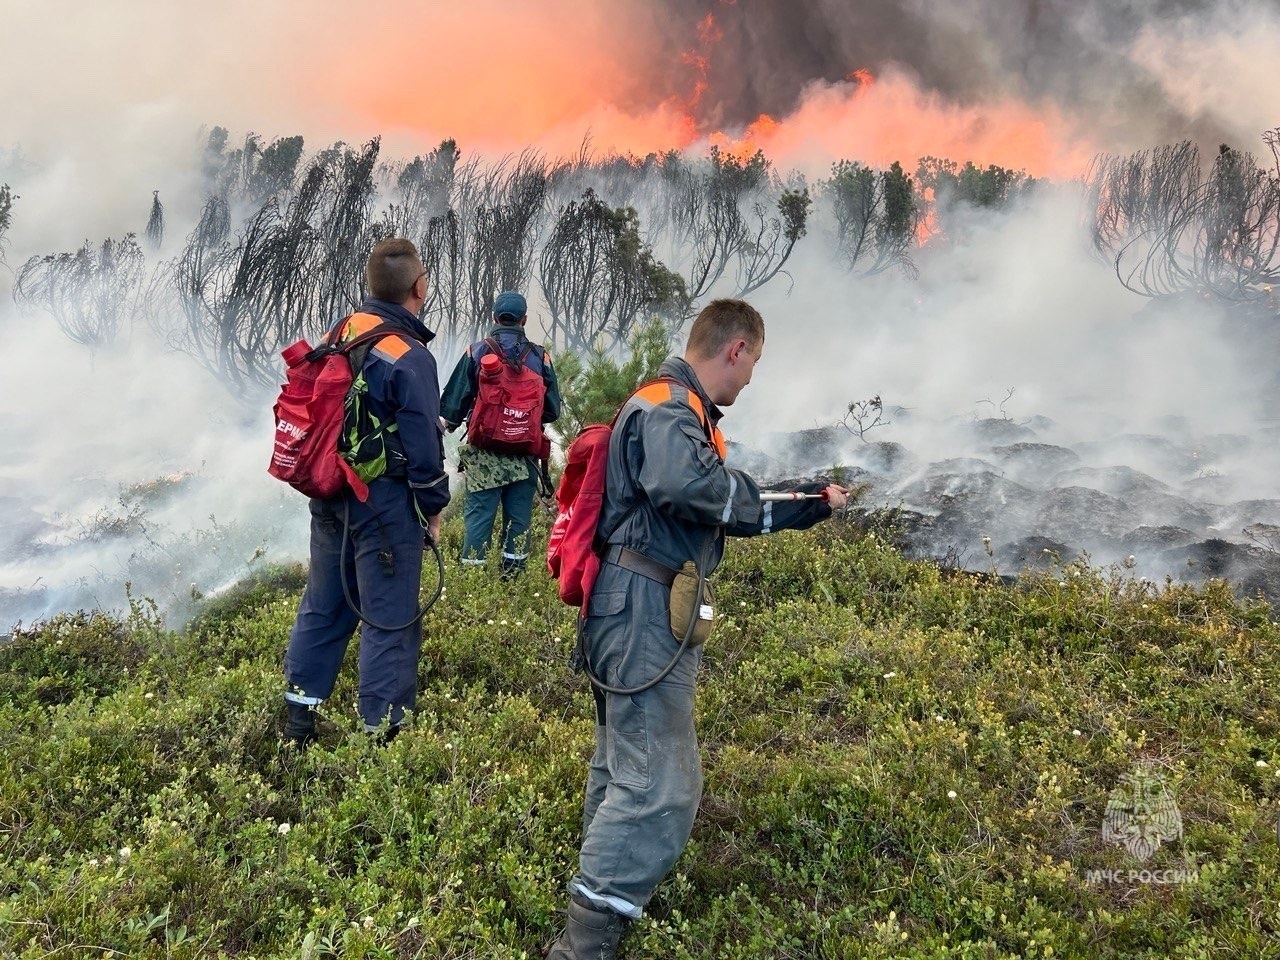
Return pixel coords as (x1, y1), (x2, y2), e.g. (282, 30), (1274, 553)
(759, 490), (828, 502)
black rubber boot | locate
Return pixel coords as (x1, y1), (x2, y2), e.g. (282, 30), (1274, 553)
(499, 557), (526, 581)
(546, 896), (628, 959)
(282, 702), (317, 747)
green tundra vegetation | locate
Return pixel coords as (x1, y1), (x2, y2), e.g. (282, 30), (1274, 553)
(1, 512), (1277, 958)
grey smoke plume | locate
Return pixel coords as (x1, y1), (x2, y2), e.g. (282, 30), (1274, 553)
(635, 0), (1273, 152)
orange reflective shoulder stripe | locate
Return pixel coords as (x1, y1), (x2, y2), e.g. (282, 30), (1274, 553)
(628, 378), (727, 461)
(372, 336), (411, 361)
(684, 391), (728, 460)
(341, 312), (383, 339)
(631, 381), (674, 407)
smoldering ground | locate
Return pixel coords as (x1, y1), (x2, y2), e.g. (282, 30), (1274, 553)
(2, 0), (1278, 627)
(4, 136), (1280, 631)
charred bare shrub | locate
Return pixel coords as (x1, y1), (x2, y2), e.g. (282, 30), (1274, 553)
(658, 147), (809, 306)
(14, 234), (145, 352)
(380, 138), (460, 237)
(166, 187), (322, 392)
(143, 190), (165, 252)
(203, 127), (306, 206)
(0, 183), (15, 259)
(310, 138), (383, 324)
(465, 152), (554, 329)
(1088, 135), (1280, 302)
(165, 140), (382, 394)
(538, 189), (688, 354)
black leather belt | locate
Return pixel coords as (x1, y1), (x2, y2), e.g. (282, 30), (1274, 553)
(604, 545), (680, 587)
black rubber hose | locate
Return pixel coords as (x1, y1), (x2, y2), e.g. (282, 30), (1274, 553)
(579, 536), (714, 697)
(338, 496), (444, 631)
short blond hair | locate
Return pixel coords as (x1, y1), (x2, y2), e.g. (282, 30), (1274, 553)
(685, 298), (765, 359)
(366, 238), (424, 303)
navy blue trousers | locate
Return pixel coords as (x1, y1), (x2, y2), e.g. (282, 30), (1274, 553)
(284, 478), (425, 731)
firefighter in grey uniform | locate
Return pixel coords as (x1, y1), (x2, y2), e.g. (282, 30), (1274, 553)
(548, 299), (848, 959)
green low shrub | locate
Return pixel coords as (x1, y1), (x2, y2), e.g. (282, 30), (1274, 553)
(1, 517), (1276, 958)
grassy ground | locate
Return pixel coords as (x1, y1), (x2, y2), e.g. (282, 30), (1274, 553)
(1, 515), (1278, 958)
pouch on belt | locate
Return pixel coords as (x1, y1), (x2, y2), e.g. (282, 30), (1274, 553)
(669, 561), (715, 647)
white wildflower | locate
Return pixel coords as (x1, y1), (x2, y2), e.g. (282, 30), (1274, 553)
(883, 671), (896, 679)
(947, 790), (957, 799)
(363, 916), (375, 930)
(277, 822), (292, 835)
(1257, 760), (1269, 768)
(1072, 729), (1081, 737)
(118, 846), (131, 861)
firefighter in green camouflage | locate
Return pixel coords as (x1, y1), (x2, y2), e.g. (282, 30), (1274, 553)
(440, 291), (561, 576)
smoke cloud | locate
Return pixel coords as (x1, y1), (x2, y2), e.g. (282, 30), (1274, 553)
(2, 0), (1279, 628)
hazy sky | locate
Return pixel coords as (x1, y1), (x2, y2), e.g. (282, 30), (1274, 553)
(4, 0), (1277, 178)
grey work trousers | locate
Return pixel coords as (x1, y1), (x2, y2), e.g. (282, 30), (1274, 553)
(569, 562), (704, 919)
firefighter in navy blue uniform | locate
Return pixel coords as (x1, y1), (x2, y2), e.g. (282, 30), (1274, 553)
(439, 290), (562, 577)
(282, 239), (450, 744)
(547, 299), (848, 959)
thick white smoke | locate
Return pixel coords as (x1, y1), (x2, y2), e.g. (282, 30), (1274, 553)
(2, 0), (1279, 629)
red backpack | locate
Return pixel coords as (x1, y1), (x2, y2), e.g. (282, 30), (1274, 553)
(466, 338), (551, 458)
(268, 318), (393, 502)
(546, 378), (725, 607)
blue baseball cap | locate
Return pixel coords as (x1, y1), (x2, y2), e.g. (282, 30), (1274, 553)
(492, 291), (527, 321)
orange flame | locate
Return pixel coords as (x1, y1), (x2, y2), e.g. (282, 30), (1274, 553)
(696, 13), (723, 45)
(710, 114), (780, 161)
(847, 67), (876, 89)
(309, 4), (1096, 180)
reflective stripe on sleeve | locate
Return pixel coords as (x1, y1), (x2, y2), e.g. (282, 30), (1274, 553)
(721, 473), (737, 524)
(762, 501), (773, 534)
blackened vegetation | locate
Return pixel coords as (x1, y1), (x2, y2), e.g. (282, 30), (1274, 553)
(16, 121), (1276, 407)
(539, 189), (688, 354)
(143, 191), (165, 252)
(0, 183), (15, 260)
(657, 147), (811, 303)
(6, 126), (1037, 396)
(164, 137), (383, 391)
(1088, 132), (1280, 304)
(14, 235), (145, 352)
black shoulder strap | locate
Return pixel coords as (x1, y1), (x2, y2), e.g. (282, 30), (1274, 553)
(306, 318), (397, 368)
(486, 335), (535, 370)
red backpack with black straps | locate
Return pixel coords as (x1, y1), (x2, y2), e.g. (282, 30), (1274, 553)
(268, 317), (393, 501)
(466, 337), (551, 459)
(546, 378), (725, 608)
